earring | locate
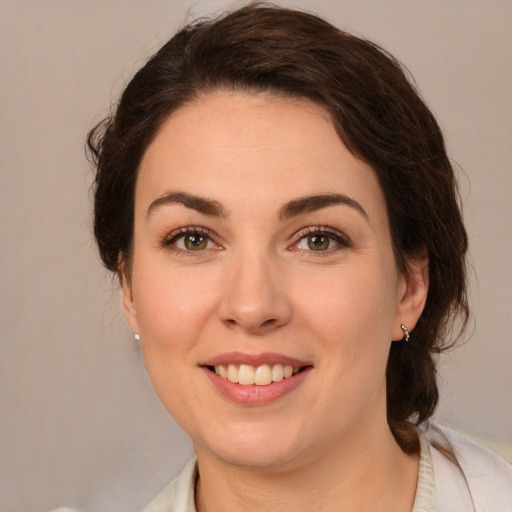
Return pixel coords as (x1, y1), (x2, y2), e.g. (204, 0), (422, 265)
(400, 324), (410, 342)
(134, 333), (141, 342)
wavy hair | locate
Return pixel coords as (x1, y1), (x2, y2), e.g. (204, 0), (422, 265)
(87, 2), (469, 453)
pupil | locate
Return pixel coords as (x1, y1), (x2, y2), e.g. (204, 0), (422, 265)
(308, 235), (328, 250)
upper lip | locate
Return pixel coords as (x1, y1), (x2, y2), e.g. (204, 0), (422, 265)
(200, 351), (312, 368)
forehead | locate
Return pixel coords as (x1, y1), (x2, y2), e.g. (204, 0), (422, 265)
(137, 91), (387, 225)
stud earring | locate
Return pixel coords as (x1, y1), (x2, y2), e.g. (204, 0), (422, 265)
(134, 333), (141, 342)
(400, 324), (410, 342)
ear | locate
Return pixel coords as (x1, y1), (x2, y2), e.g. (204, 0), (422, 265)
(120, 264), (140, 335)
(392, 251), (429, 341)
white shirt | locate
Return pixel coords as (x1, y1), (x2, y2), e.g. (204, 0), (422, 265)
(142, 423), (512, 512)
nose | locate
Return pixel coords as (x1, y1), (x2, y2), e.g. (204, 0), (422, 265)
(217, 252), (293, 335)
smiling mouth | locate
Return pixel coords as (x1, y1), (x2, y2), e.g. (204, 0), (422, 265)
(207, 363), (306, 386)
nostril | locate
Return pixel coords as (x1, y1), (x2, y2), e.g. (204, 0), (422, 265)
(223, 317), (277, 329)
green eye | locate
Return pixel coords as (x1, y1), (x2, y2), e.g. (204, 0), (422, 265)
(165, 229), (216, 252)
(294, 228), (350, 253)
(307, 234), (330, 251)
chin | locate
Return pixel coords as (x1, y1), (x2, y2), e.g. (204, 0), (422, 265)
(194, 420), (306, 470)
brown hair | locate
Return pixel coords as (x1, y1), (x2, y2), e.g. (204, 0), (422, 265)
(87, 2), (468, 453)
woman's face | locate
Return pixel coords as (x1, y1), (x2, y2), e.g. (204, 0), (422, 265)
(123, 92), (427, 470)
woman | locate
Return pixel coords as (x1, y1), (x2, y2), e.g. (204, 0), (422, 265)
(87, 3), (512, 511)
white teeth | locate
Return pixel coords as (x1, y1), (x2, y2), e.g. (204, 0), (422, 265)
(218, 364), (228, 379)
(254, 364), (272, 385)
(227, 364), (239, 383)
(272, 364), (284, 382)
(214, 363), (300, 386)
(283, 365), (293, 379)
(238, 364), (255, 385)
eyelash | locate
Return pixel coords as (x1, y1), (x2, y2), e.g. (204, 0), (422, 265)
(160, 225), (351, 256)
(291, 226), (351, 255)
(161, 226), (220, 256)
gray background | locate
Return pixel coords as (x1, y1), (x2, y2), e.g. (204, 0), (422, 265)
(1, 1), (511, 511)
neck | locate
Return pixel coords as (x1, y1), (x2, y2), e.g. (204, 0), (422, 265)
(194, 420), (419, 512)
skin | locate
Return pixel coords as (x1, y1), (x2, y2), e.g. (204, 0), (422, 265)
(122, 92), (429, 512)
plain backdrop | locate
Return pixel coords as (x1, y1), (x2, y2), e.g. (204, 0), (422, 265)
(1, 1), (511, 511)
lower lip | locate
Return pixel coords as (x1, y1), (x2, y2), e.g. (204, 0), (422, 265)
(202, 367), (312, 406)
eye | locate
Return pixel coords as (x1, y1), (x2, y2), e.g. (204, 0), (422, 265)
(300, 234), (332, 251)
(177, 233), (211, 250)
(293, 227), (350, 253)
(163, 227), (219, 253)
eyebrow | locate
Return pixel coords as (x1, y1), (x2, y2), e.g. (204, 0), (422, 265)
(279, 194), (368, 220)
(146, 191), (368, 222)
(147, 191), (226, 218)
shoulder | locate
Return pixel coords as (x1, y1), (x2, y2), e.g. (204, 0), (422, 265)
(142, 458), (197, 512)
(420, 422), (512, 512)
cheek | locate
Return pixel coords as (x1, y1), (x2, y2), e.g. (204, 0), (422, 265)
(134, 271), (217, 345)
(131, 265), (220, 421)
(295, 266), (398, 379)
(130, 253), (222, 381)
(297, 266), (398, 332)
